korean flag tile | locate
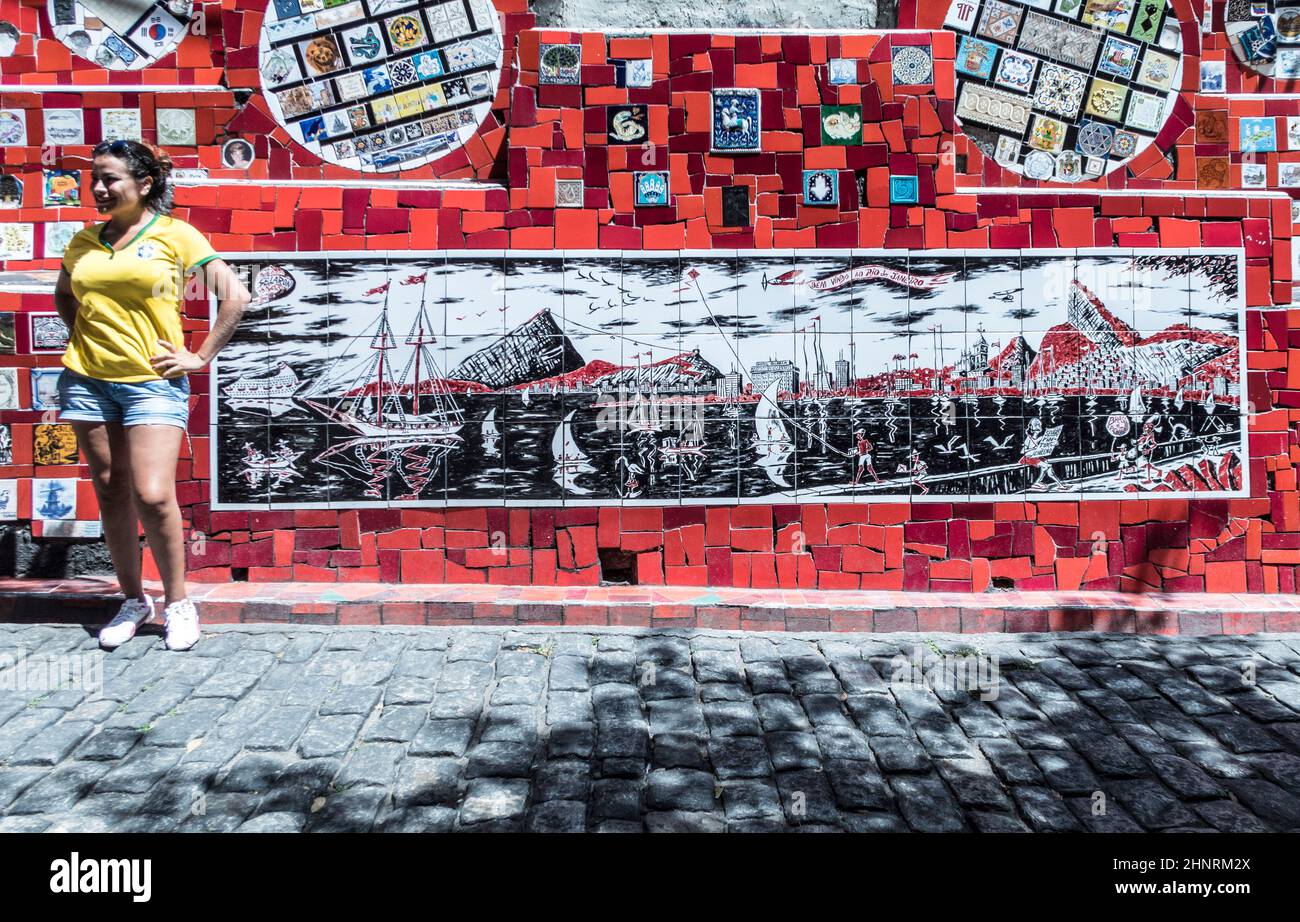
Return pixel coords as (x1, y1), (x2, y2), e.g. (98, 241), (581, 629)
(128, 8), (185, 55)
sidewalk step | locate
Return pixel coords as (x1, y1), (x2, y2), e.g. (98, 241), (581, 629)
(0, 578), (1297, 634)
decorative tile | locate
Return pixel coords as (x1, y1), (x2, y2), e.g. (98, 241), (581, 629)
(1017, 11), (1101, 69)
(1109, 129), (1139, 158)
(888, 175), (918, 204)
(555, 178), (583, 207)
(803, 169), (838, 206)
(1082, 0), (1134, 33)
(1028, 114), (1067, 153)
(955, 35), (999, 79)
(956, 83), (1032, 133)
(1129, 0), (1167, 42)
(33, 424), (77, 466)
(29, 368), (61, 411)
(1135, 48), (1178, 91)
(157, 107), (197, 145)
(43, 169), (79, 207)
(633, 171), (669, 207)
(891, 44), (933, 86)
(945, 0), (980, 31)
(1075, 119), (1115, 157)
(100, 108), (142, 142)
(976, 1), (1025, 43)
(994, 134), (1020, 165)
(1123, 89), (1165, 132)
(1022, 148), (1055, 180)
(820, 105), (862, 145)
(711, 88), (761, 153)
(42, 222), (80, 258)
(33, 478), (75, 520)
(1054, 150), (1083, 182)
(538, 42), (581, 84)
(43, 109), (83, 146)
(0, 369), (16, 410)
(1097, 35), (1141, 79)
(1239, 116), (1278, 152)
(1196, 109), (1229, 143)
(1199, 59), (1226, 93)
(0, 175), (20, 209)
(0, 110), (27, 146)
(720, 184), (750, 226)
(827, 58), (857, 85)
(607, 104), (649, 145)
(1084, 78), (1129, 122)
(0, 223), (32, 260)
(992, 49), (1037, 92)
(1278, 47), (1300, 78)
(1279, 161), (1300, 187)
(1032, 63), (1087, 119)
(624, 58), (653, 88)
(1241, 161), (1267, 187)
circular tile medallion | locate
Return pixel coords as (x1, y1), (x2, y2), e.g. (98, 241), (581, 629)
(259, 0), (503, 173)
(946, 0), (1184, 180)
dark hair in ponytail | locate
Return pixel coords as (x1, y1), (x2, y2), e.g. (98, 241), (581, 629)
(91, 139), (174, 215)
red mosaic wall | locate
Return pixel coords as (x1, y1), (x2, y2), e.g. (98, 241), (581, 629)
(2, 0), (1300, 593)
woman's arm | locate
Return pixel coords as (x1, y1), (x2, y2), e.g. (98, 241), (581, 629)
(151, 258), (251, 378)
(194, 258), (251, 365)
(53, 268), (78, 332)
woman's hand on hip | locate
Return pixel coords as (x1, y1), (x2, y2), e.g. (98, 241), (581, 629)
(151, 339), (206, 378)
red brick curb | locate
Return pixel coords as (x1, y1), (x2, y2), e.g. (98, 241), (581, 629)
(2, 579), (1298, 634)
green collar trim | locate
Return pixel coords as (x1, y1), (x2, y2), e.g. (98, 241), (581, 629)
(98, 212), (160, 254)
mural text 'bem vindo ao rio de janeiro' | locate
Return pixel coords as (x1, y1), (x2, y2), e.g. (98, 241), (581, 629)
(210, 249), (1248, 509)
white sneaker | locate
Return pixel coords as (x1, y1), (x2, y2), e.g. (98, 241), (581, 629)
(99, 597), (154, 650)
(163, 598), (201, 651)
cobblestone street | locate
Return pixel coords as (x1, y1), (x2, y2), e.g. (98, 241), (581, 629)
(2, 622), (1300, 833)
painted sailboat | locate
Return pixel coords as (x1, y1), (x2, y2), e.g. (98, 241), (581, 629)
(1202, 387), (1216, 413)
(299, 286), (464, 443)
(754, 380), (791, 445)
(1128, 385), (1147, 420)
(241, 439), (302, 487)
(481, 407), (500, 457)
(552, 410), (595, 493)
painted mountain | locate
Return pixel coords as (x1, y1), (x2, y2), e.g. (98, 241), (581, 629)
(1024, 282), (1238, 394)
(450, 309), (585, 388)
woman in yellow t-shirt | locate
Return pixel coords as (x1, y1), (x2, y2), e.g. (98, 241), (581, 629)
(56, 141), (250, 652)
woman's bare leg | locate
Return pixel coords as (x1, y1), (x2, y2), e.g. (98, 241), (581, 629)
(125, 424), (186, 605)
(71, 422), (143, 599)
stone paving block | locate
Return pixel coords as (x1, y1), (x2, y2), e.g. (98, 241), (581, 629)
(459, 778), (529, 827)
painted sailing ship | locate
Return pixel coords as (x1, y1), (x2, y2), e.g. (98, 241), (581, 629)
(299, 285), (464, 442)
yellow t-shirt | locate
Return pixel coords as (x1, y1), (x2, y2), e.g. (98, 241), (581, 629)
(61, 214), (219, 383)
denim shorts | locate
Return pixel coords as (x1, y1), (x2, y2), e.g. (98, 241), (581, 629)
(58, 369), (191, 429)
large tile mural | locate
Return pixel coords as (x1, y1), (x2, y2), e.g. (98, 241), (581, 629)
(211, 249), (1247, 509)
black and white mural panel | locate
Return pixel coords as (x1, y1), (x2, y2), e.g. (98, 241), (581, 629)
(211, 248), (1248, 509)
